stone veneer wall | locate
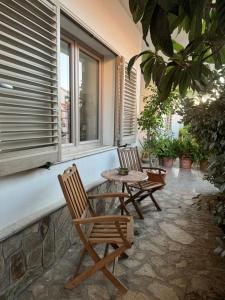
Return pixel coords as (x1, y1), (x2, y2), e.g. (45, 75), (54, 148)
(0, 180), (119, 300)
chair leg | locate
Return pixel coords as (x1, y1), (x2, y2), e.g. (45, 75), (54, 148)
(89, 244), (129, 293)
(149, 193), (161, 211)
(111, 243), (129, 259)
(65, 244), (129, 293)
(112, 256), (118, 275)
(131, 199), (144, 219)
(104, 243), (109, 257)
(73, 247), (87, 277)
(122, 190), (144, 219)
(137, 193), (149, 203)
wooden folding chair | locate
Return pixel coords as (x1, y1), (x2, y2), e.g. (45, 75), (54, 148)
(117, 146), (166, 218)
(58, 164), (134, 293)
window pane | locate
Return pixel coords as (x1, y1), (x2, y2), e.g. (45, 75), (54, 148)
(79, 51), (99, 142)
(60, 40), (71, 144)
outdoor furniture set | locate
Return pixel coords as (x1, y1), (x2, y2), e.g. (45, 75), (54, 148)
(58, 146), (166, 294)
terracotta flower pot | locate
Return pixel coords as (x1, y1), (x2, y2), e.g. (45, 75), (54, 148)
(179, 157), (192, 169)
(199, 160), (208, 172)
(162, 157), (174, 168)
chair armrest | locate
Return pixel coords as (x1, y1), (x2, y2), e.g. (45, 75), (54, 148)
(142, 167), (166, 173)
(88, 192), (129, 200)
(74, 215), (131, 224)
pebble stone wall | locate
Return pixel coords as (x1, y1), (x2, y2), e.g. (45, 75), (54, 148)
(0, 180), (119, 300)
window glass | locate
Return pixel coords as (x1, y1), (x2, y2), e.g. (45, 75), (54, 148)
(79, 51), (99, 142)
(60, 40), (71, 144)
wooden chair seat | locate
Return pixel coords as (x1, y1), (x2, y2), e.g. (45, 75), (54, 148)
(129, 180), (164, 191)
(89, 216), (134, 245)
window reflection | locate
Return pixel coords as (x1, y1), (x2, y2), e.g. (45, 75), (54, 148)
(79, 51), (99, 142)
(60, 40), (71, 144)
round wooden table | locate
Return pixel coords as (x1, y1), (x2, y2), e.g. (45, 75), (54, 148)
(101, 169), (148, 219)
(101, 169), (148, 183)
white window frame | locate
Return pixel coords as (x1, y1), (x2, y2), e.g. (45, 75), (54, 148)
(60, 33), (103, 157)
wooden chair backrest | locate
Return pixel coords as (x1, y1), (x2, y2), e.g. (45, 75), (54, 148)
(58, 164), (89, 220)
(117, 146), (142, 172)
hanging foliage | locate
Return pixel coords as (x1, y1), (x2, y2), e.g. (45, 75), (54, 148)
(128, 0), (225, 100)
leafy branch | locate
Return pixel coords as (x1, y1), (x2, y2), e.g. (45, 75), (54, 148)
(128, 0), (225, 100)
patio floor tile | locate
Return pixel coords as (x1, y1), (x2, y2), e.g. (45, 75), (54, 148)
(17, 168), (225, 300)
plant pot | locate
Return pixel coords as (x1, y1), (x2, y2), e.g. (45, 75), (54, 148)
(199, 160), (208, 172)
(162, 157), (174, 168)
(179, 157), (192, 169)
(141, 151), (150, 163)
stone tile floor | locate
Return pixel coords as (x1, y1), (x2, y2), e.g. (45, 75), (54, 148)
(17, 168), (225, 300)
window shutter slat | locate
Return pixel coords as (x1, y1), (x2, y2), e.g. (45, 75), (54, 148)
(120, 61), (137, 145)
(0, 0), (59, 177)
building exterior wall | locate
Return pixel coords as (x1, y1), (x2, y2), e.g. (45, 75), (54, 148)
(0, 1), (142, 296)
(0, 0), (142, 242)
(60, 0), (142, 60)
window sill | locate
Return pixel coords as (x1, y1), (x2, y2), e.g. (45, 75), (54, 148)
(60, 145), (117, 162)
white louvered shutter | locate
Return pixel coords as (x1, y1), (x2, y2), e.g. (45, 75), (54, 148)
(0, 0), (59, 176)
(114, 56), (124, 146)
(120, 61), (137, 145)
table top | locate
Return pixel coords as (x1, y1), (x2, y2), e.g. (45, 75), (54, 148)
(101, 169), (148, 183)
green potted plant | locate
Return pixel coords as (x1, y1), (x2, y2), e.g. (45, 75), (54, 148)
(138, 87), (180, 165)
(175, 127), (198, 169)
(175, 139), (198, 169)
(153, 135), (177, 167)
(139, 139), (152, 163)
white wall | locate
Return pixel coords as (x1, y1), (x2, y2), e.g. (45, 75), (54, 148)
(61, 0), (142, 60)
(0, 0), (142, 239)
(0, 149), (119, 238)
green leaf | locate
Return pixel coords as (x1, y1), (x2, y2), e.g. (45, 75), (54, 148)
(189, 0), (205, 41)
(173, 40), (184, 52)
(168, 10), (186, 33)
(218, 47), (225, 63)
(143, 57), (155, 86)
(178, 70), (191, 96)
(181, 0), (191, 16)
(140, 56), (152, 71)
(152, 59), (166, 86)
(150, 5), (174, 56)
(129, 0), (148, 23)
(156, 0), (179, 14)
(141, 1), (156, 45)
(127, 50), (152, 76)
(216, 0), (225, 35)
(158, 66), (176, 100)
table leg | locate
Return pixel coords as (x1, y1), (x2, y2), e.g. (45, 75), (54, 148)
(124, 185), (144, 219)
